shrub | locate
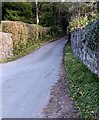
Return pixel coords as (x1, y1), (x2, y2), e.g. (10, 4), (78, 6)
(68, 16), (89, 32)
(68, 13), (99, 32)
(48, 25), (64, 37)
(2, 21), (50, 54)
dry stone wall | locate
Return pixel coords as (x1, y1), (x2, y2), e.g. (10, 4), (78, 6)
(0, 32), (13, 60)
(71, 28), (99, 77)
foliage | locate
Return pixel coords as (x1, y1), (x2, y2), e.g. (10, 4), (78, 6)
(38, 3), (56, 27)
(2, 21), (50, 55)
(48, 25), (64, 37)
(0, 43), (40, 63)
(88, 12), (99, 23)
(2, 2), (70, 34)
(69, 15), (89, 32)
(2, 2), (35, 24)
(68, 2), (99, 51)
(68, 2), (99, 32)
(1, 20), (63, 62)
(64, 43), (99, 119)
(84, 19), (99, 51)
(69, 12), (99, 32)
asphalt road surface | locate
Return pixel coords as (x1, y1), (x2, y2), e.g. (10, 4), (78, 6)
(1, 37), (67, 118)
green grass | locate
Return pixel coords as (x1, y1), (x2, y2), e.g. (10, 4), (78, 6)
(64, 42), (99, 119)
(0, 36), (61, 63)
(0, 40), (46, 63)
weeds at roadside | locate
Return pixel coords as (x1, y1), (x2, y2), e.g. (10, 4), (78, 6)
(64, 43), (99, 119)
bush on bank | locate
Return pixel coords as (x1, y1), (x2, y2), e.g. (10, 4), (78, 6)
(2, 21), (50, 55)
(1, 21), (64, 62)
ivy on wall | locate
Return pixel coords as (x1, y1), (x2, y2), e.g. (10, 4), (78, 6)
(84, 19), (99, 51)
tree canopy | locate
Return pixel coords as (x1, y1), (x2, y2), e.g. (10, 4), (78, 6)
(2, 2), (99, 34)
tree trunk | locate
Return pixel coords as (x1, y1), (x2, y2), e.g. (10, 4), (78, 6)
(36, 0), (39, 42)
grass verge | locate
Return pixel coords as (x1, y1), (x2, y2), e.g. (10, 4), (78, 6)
(0, 36), (62, 63)
(64, 42), (99, 119)
(0, 43), (40, 63)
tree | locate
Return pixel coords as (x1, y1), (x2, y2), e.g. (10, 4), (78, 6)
(2, 2), (36, 24)
(2, 2), (71, 34)
(36, 0), (39, 25)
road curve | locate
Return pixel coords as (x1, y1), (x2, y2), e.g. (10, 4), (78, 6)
(1, 37), (67, 118)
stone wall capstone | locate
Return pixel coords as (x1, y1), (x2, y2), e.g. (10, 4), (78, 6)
(0, 32), (13, 60)
(71, 28), (99, 77)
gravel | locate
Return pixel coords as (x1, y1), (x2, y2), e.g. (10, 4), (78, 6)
(42, 63), (78, 118)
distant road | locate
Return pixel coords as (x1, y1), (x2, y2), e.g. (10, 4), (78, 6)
(1, 37), (67, 118)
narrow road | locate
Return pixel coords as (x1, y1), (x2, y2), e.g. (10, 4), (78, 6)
(1, 38), (68, 118)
